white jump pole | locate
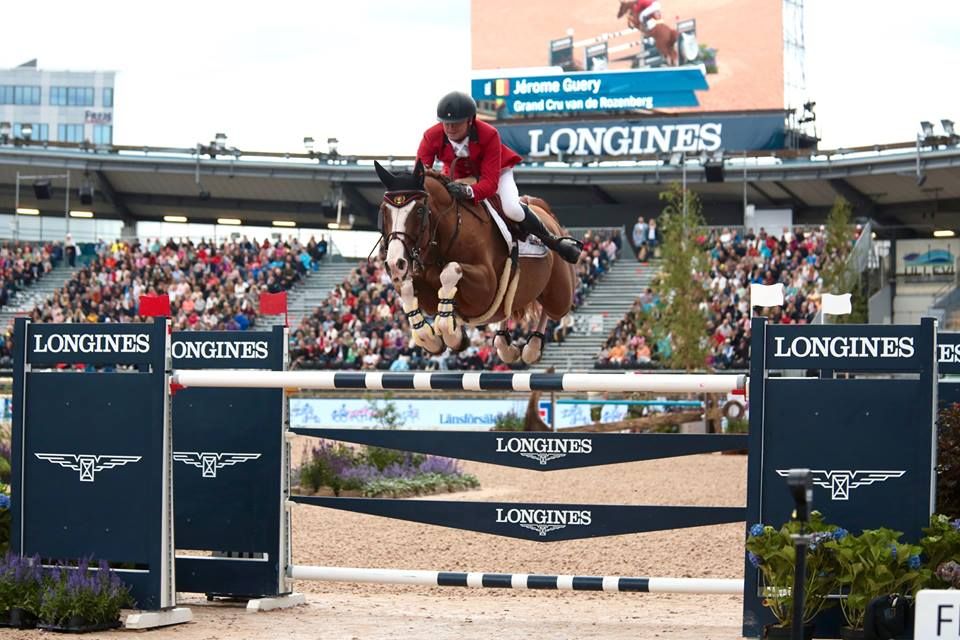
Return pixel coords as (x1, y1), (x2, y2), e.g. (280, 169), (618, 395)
(573, 27), (639, 48)
(289, 565), (743, 595)
(170, 371), (746, 394)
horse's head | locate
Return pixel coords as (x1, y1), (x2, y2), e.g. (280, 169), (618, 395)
(375, 159), (430, 282)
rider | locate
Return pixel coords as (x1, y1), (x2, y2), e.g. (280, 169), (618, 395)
(416, 91), (581, 264)
(617, 0), (662, 33)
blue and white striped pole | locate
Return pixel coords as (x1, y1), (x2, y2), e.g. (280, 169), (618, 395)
(171, 371), (746, 394)
(289, 565), (743, 594)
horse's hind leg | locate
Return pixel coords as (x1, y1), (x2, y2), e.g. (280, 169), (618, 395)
(399, 279), (444, 355)
(434, 262), (469, 352)
(521, 305), (550, 365)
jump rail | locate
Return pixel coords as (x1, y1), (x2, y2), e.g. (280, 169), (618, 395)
(171, 371), (746, 394)
(289, 566), (744, 594)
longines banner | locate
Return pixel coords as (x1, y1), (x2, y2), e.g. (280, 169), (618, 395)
(498, 113), (786, 157)
(289, 398), (632, 431)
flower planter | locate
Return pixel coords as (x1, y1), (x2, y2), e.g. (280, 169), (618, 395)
(762, 623), (815, 639)
(8, 607), (38, 629)
(39, 616), (122, 633)
(839, 627), (866, 640)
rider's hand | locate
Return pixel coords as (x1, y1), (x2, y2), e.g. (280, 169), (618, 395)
(446, 182), (474, 201)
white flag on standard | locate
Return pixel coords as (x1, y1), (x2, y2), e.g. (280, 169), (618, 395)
(750, 283), (784, 308)
(822, 293), (853, 316)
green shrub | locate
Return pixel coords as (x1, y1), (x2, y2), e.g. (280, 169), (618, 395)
(492, 411), (524, 432)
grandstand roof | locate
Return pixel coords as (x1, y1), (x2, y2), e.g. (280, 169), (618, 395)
(0, 142), (958, 237)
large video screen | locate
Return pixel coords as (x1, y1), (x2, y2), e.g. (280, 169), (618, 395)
(471, 0), (784, 117)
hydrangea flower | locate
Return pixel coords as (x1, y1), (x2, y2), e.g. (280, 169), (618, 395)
(889, 544), (898, 560)
(832, 528), (848, 541)
(0, 493), (10, 509)
(748, 551), (762, 568)
(749, 523), (765, 537)
(908, 555), (922, 570)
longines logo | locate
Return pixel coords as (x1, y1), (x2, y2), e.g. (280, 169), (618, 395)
(35, 453), (142, 482)
(772, 336), (914, 359)
(495, 507), (592, 537)
(32, 333), (150, 355)
(173, 452), (261, 478)
(494, 437), (593, 465)
(171, 341), (269, 360)
(776, 469), (906, 500)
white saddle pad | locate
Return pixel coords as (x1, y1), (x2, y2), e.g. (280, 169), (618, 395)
(481, 200), (549, 259)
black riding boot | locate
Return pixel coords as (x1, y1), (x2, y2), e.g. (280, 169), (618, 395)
(518, 204), (582, 264)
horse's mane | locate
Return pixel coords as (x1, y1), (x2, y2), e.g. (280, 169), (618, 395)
(424, 168), (451, 185)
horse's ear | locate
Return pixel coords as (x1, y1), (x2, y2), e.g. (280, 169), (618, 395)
(374, 161), (394, 189)
(413, 159), (425, 188)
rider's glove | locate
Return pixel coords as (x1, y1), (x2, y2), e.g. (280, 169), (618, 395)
(446, 182), (474, 201)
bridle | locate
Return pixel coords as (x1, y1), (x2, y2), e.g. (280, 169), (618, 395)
(377, 189), (461, 277)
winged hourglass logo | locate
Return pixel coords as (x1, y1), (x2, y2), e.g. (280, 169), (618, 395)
(776, 469), (906, 500)
(173, 452), (261, 478)
(34, 454), (142, 482)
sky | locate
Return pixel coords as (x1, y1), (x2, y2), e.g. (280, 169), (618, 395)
(2, 0), (958, 155)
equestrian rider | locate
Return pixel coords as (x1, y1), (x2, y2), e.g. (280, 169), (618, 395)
(617, 0), (662, 33)
(417, 91), (582, 264)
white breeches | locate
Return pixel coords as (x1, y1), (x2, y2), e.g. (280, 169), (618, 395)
(498, 168), (525, 222)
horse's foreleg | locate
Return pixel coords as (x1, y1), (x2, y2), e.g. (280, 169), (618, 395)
(521, 305), (550, 365)
(494, 325), (521, 364)
(400, 279), (444, 355)
(435, 262), (468, 352)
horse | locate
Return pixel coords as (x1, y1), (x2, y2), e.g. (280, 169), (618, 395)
(619, 2), (679, 66)
(647, 22), (678, 66)
(374, 159), (576, 365)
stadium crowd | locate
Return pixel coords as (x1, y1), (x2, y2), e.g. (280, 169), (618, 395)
(0, 236), (330, 368)
(597, 225), (835, 370)
(288, 229), (623, 371)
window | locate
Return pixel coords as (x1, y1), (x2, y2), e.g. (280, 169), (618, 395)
(103, 87), (113, 108)
(57, 124), (85, 143)
(13, 123), (49, 141)
(50, 86), (94, 107)
(92, 125), (112, 145)
(0, 85), (40, 105)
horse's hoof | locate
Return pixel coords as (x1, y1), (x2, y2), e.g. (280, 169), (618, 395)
(498, 344), (522, 364)
(448, 325), (469, 353)
(521, 341), (542, 365)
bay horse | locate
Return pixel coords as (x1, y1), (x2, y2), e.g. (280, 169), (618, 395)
(620, 3), (679, 66)
(374, 160), (576, 365)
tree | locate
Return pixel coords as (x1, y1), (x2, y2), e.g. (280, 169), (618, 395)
(655, 183), (710, 370)
(820, 197), (868, 323)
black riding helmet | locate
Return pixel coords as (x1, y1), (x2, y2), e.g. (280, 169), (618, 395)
(436, 91), (477, 122)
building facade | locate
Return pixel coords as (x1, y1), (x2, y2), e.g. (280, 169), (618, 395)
(0, 59), (115, 145)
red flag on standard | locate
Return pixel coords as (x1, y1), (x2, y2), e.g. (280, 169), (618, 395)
(259, 291), (287, 315)
(138, 294), (171, 317)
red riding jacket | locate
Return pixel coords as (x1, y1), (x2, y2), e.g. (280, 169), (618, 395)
(416, 119), (522, 204)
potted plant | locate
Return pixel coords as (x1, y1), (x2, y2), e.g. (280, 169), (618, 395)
(1, 554), (44, 629)
(920, 514), (960, 587)
(825, 528), (928, 639)
(39, 558), (132, 632)
(745, 511), (841, 639)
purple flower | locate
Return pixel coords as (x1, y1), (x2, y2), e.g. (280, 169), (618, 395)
(889, 544), (898, 560)
(749, 523), (765, 537)
(417, 456), (462, 476)
(748, 551), (763, 568)
(951, 519), (960, 532)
